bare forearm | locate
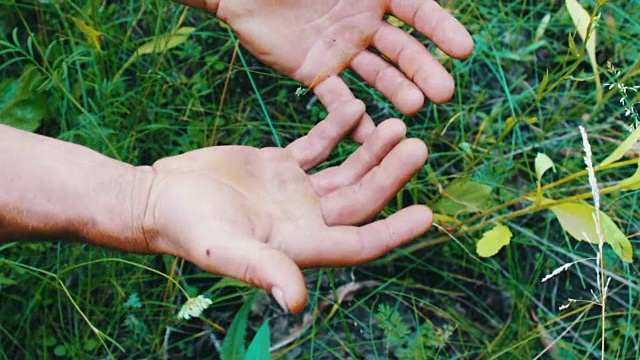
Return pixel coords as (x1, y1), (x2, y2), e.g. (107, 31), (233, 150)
(0, 125), (153, 253)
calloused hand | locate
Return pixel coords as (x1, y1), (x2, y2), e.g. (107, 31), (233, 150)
(181, 0), (473, 141)
(141, 100), (432, 313)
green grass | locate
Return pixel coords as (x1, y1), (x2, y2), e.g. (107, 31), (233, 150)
(1, 0), (640, 358)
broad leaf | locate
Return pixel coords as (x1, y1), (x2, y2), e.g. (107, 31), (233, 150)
(0, 66), (47, 132)
(535, 153), (555, 182)
(565, 0), (602, 101)
(476, 224), (513, 258)
(433, 176), (492, 216)
(245, 321), (270, 360)
(135, 27), (195, 56)
(544, 199), (633, 262)
(72, 17), (103, 51)
(220, 296), (253, 360)
(600, 126), (640, 166)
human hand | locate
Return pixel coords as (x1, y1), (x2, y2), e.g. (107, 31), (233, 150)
(140, 100), (432, 313)
(180, 0), (473, 139)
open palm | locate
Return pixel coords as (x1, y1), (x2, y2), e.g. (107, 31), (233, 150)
(144, 101), (432, 313)
(214, 0), (473, 120)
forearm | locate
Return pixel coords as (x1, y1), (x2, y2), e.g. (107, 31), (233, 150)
(0, 125), (154, 253)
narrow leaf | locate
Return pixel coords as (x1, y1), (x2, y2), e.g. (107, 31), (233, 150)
(619, 164), (640, 190)
(535, 153), (556, 183)
(135, 27), (195, 56)
(245, 321), (270, 360)
(72, 17), (103, 51)
(535, 13), (552, 41)
(433, 176), (492, 216)
(476, 224), (513, 258)
(538, 70), (550, 99)
(220, 296), (254, 360)
(545, 200), (633, 262)
(600, 125), (640, 166)
(565, 0), (602, 101)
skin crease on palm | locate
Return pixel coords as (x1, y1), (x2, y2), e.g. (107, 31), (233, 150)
(178, 0), (474, 142)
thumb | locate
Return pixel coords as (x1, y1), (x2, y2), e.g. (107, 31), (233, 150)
(197, 239), (308, 314)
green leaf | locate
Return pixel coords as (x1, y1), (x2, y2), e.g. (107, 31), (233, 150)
(211, 276), (251, 292)
(565, 0), (602, 101)
(544, 199), (633, 262)
(476, 224), (513, 258)
(600, 126), (640, 166)
(0, 66), (47, 132)
(538, 70), (550, 99)
(124, 292), (143, 309)
(53, 344), (66, 357)
(245, 321), (270, 360)
(0, 275), (16, 286)
(619, 164), (640, 190)
(433, 176), (492, 216)
(135, 27), (196, 57)
(220, 295), (254, 360)
(535, 153), (556, 183)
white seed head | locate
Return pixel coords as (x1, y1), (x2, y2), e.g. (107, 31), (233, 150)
(177, 295), (213, 320)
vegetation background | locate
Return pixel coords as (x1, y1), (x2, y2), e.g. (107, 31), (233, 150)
(0, 0), (639, 358)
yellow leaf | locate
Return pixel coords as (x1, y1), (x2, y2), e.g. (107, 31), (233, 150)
(544, 199), (633, 262)
(476, 224), (513, 258)
(565, 0), (602, 102)
(535, 153), (556, 183)
(135, 27), (196, 57)
(386, 16), (405, 28)
(72, 17), (103, 51)
(535, 13), (552, 41)
(619, 164), (640, 190)
(600, 125), (640, 166)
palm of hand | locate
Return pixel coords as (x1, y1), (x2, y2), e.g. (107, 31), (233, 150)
(144, 101), (432, 313)
(217, 0), (474, 116)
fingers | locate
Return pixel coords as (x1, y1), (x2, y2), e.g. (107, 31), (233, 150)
(389, 0), (474, 59)
(311, 118), (406, 196)
(350, 50), (426, 114)
(319, 138), (427, 225)
(297, 205), (433, 268)
(313, 76), (376, 143)
(321, 138), (428, 225)
(286, 100), (365, 171)
(196, 240), (308, 314)
(370, 22), (455, 105)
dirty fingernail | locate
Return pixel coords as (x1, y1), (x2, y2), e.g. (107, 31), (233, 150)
(272, 287), (289, 313)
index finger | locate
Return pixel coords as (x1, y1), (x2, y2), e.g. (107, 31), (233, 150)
(388, 0), (474, 59)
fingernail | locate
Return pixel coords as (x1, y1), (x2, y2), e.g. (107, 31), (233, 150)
(272, 287), (289, 313)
